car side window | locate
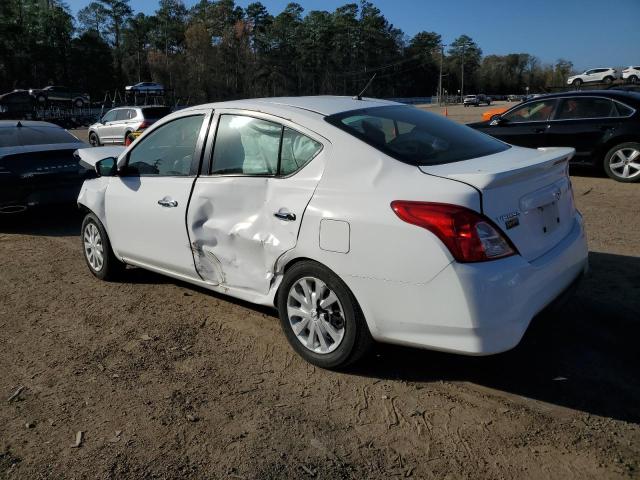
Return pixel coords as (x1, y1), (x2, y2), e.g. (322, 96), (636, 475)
(615, 102), (634, 117)
(502, 100), (557, 123)
(556, 98), (617, 120)
(115, 109), (129, 121)
(280, 128), (323, 176)
(102, 110), (117, 123)
(125, 115), (204, 176)
(211, 115), (281, 175)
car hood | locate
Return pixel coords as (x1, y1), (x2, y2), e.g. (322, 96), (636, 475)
(74, 146), (126, 169)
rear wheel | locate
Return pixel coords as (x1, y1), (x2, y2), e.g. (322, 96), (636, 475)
(629, 75), (638, 84)
(277, 261), (373, 369)
(81, 213), (126, 280)
(603, 142), (640, 182)
(89, 132), (100, 147)
(604, 76), (614, 85)
(74, 98), (84, 108)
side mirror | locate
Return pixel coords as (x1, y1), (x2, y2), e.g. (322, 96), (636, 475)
(489, 115), (505, 126)
(95, 157), (117, 177)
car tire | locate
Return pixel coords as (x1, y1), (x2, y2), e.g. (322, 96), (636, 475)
(572, 79), (582, 87)
(37, 95), (46, 104)
(74, 98), (84, 108)
(81, 213), (126, 281)
(89, 132), (100, 147)
(629, 75), (638, 84)
(277, 260), (373, 369)
(603, 142), (640, 183)
(604, 76), (614, 85)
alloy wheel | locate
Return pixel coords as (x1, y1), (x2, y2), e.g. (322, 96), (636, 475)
(287, 277), (346, 354)
(608, 147), (640, 180)
(83, 222), (104, 271)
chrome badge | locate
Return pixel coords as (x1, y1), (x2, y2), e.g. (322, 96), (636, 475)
(499, 211), (521, 230)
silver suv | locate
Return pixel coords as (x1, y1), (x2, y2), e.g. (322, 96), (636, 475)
(88, 106), (171, 146)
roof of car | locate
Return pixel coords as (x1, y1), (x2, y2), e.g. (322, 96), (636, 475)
(522, 90), (640, 103)
(0, 120), (61, 128)
(185, 96), (402, 117)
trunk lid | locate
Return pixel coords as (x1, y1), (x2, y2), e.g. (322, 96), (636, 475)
(420, 146), (576, 262)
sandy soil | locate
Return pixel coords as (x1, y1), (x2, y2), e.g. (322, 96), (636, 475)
(1, 110), (639, 480)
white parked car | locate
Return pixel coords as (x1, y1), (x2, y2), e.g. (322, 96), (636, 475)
(75, 96), (588, 368)
(88, 106), (171, 146)
(622, 66), (640, 84)
(567, 68), (618, 87)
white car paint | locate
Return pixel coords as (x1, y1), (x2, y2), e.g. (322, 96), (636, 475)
(567, 68), (617, 85)
(622, 66), (640, 83)
(77, 96), (588, 356)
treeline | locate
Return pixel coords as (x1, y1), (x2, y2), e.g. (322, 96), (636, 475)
(0, 0), (575, 102)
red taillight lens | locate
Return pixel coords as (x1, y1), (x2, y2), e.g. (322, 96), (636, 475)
(138, 121), (150, 130)
(390, 201), (517, 263)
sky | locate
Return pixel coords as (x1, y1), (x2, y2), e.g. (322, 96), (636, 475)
(64, 0), (640, 70)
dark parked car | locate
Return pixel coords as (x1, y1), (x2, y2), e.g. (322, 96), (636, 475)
(0, 90), (35, 118)
(29, 86), (90, 108)
(468, 91), (640, 182)
(0, 120), (88, 213)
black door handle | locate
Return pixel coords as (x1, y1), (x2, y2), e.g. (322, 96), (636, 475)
(274, 211), (296, 221)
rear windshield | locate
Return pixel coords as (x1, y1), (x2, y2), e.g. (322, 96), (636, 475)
(141, 107), (171, 119)
(325, 105), (510, 166)
(0, 126), (79, 147)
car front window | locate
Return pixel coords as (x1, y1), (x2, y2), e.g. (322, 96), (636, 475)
(126, 115), (205, 176)
(502, 100), (557, 123)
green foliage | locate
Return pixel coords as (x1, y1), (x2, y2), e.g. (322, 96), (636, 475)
(0, 0), (577, 102)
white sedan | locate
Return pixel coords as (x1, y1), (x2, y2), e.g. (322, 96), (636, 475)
(75, 96), (588, 368)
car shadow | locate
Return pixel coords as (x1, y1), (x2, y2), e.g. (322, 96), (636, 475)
(347, 251), (640, 425)
(3, 209), (638, 424)
(570, 164), (603, 178)
(0, 205), (83, 237)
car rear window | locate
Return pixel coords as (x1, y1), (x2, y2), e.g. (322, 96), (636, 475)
(0, 126), (79, 147)
(141, 107), (171, 120)
(325, 105), (510, 166)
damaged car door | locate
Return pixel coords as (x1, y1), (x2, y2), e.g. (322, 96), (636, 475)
(104, 110), (211, 277)
(187, 111), (327, 295)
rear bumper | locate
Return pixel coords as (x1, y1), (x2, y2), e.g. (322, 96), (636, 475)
(350, 213), (589, 355)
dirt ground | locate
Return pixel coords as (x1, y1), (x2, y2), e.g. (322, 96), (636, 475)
(1, 107), (639, 479)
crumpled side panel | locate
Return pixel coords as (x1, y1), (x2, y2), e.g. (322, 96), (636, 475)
(77, 177), (111, 226)
(187, 177), (287, 294)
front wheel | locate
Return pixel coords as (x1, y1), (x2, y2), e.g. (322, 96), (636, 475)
(629, 75), (638, 84)
(88, 132), (100, 147)
(603, 142), (640, 182)
(81, 213), (126, 280)
(572, 79), (582, 87)
(277, 261), (373, 369)
(74, 98), (84, 108)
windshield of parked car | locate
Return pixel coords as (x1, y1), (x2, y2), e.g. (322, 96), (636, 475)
(325, 105), (509, 166)
(0, 125), (80, 147)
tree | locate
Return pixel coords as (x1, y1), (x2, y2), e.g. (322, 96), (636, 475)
(77, 2), (109, 38)
(447, 35), (482, 95)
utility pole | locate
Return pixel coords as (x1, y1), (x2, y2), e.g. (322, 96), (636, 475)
(461, 43), (465, 102)
(438, 43), (446, 105)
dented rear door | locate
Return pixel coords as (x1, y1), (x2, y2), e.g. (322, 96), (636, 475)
(187, 110), (328, 295)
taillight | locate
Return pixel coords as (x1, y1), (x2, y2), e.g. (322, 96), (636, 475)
(390, 201), (517, 263)
(138, 121), (150, 130)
